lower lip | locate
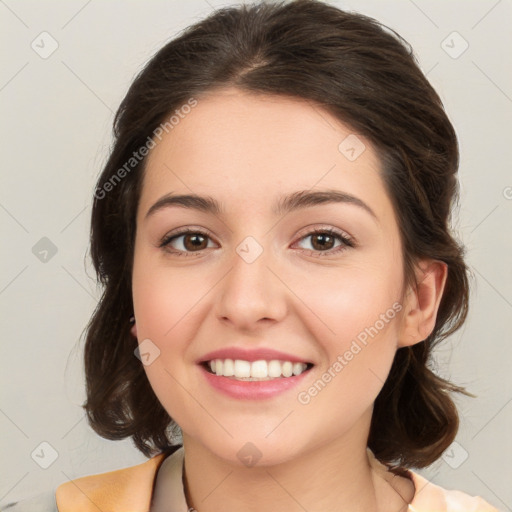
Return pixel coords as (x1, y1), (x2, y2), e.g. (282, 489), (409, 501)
(199, 364), (311, 400)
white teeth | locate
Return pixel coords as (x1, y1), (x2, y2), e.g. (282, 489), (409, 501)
(207, 359), (309, 379)
(223, 358), (234, 376)
(234, 359), (251, 378)
(292, 362), (304, 376)
(282, 361), (293, 377)
(268, 360), (282, 378)
(251, 360), (268, 378)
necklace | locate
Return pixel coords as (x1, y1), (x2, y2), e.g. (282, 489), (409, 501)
(181, 453), (414, 512)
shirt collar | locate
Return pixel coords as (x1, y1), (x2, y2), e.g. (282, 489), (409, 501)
(56, 445), (446, 512)
(153, 446), (446, 512)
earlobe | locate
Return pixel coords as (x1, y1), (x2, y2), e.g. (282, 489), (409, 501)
(130, 316), (137, 338)
(397, 260), (448, 348)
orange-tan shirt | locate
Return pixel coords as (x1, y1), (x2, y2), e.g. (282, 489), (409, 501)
(54, 446), (500, 512)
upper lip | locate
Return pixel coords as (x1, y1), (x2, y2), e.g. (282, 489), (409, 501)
(198, 347), (313, 364)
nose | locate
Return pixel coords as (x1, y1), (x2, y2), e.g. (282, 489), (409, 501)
(214, 239), (288, 331)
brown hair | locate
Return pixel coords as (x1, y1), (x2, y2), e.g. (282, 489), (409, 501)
(83, 0), (472, 468)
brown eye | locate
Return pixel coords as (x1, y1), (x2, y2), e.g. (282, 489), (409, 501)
(309, 232), (336, 251)
(159, 229), (215, 256)
(295, 228), (355, 257)
(181, 233), (209, 251)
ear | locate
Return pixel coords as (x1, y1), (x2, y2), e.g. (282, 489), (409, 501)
(397, 259), (448, 348)
(130, 321), (137, 338)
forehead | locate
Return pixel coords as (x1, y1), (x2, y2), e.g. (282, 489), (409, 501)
(139, 87), (394, 225)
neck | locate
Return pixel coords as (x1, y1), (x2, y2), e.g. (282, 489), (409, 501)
(180, 411), (412, 512)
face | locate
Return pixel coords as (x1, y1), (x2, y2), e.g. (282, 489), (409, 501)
(132, 87), (409, 465)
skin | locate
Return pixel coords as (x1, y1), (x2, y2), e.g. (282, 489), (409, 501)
(131, 87), (447, 512)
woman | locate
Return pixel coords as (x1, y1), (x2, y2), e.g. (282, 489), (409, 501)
(52, 0), (499, 510)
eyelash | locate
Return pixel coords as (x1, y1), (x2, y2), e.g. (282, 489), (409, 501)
(158, 226), (355, 258)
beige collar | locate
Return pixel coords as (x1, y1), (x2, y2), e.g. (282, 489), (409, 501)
(56, 446), (497, 512)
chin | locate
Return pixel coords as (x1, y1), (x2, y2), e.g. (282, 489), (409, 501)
(198, 433), (306, 468)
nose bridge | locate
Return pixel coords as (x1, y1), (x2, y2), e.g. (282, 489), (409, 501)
(215, 232), (286, 327)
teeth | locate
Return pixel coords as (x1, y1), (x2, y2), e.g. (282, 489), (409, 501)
(234, 359), (251, 378)
(207, 359), (309, 379)
(251, 360), (267, 378)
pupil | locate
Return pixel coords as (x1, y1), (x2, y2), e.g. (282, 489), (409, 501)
(313, 234), (333, 250)
(186, 234), (206, 250)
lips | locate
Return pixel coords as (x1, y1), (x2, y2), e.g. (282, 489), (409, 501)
(197, 347), (313, 365)
(199, 363), (312, 400)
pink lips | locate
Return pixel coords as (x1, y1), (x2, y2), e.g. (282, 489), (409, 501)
(198, 347), (312, 364)
(197, 346), (313, 400)
(199, 365), (311, 400)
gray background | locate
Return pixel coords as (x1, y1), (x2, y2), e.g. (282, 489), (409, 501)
(1, 0), (511, 509)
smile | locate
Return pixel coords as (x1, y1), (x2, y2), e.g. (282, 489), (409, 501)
(204, 359), (313, 380)
(199, 360), (314, 400)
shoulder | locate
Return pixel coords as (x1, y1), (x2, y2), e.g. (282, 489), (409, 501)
(408, 470), (501, 512)
(55, 453), (168, 512)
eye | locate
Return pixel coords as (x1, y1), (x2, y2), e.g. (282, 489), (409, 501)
(293, 227), (355, 257)
(159, 226), (355, 257)
(159, 228), (216, 256)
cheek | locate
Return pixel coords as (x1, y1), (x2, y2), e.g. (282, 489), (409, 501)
(131, 257), (199, 429)
(296, 262), (403, 402)
(131, 249), (197, 342)
(298, 261), (403, 344)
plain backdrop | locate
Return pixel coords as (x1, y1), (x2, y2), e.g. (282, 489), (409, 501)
(1, 0), (511, 509)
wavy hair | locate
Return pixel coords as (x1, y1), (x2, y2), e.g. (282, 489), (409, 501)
(83, 0), (472, 468)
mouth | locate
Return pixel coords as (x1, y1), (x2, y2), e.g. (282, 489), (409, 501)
(200, 359), (315, 381)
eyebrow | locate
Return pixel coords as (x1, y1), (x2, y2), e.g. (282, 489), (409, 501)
(144, 189), (378, 223)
